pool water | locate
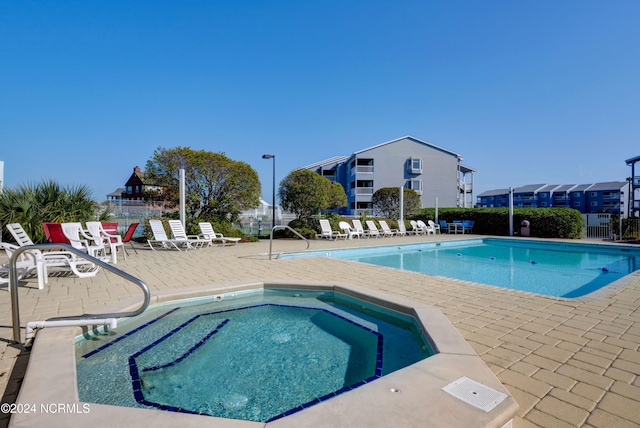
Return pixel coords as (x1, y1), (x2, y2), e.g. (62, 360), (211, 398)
(285, 239), (640, 298)
(76, 289), (431, 422)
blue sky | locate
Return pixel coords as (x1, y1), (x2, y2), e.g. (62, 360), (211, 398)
(2, 1), (639, 205)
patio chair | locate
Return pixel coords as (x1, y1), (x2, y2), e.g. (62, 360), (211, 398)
(6, 223), (103, 288)
(147, 220), (182, 251)
(316, 219), (346, 240)
(440, 220), (450, 234)
(0, 242), (38, 286)
(462, 220), (475, 233)
(42, 222), (71, 244)
(338, 221), (361, 240)
(352, 219), (370, 238)
(410, 220), (424, 235)
(417, 220), (435, 235)
(198, 222), (241, 246)
(61, 222), (108, 259)
(86, 221), (125, 264)
(365, 220), (381, 238)
(398, 221), (413, 236)
(121, 223), (140, 254)
(428, 220), (441, 234)
(378, 220), (398, 237)
(168, 220), (210, 249)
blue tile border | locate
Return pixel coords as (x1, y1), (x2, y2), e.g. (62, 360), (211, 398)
(124, 303), (384, 422)
(82, 307), (181, 359)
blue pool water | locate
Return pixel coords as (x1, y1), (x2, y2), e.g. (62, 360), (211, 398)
(284, 239), (640, 298)
(76, 289), (431, 422)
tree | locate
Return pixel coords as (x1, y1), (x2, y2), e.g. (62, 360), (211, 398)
(0, 180), (98, 243)
(144, 147), (261, 221)
(329, 182), (348, 210)
(278, 169), (347, 220)
(372, 187), (421, 218)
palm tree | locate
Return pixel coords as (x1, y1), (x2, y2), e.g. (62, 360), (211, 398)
(0, 180), (98, 243)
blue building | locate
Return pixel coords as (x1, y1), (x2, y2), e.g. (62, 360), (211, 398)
(477, 182), (629, 216)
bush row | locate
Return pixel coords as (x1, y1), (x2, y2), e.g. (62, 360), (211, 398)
(416, 207), (583, 239)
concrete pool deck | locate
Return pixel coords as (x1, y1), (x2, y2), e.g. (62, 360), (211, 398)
(1, 234), (639, 427)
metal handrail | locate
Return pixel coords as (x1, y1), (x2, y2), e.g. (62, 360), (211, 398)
(268, 225), (310, 260)
(9, 243), (150, 344)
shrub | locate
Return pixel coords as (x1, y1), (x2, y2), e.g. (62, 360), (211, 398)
(417, 207), (583, 239)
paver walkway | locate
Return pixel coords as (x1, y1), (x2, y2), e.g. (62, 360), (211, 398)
(1, 235), (639, 427)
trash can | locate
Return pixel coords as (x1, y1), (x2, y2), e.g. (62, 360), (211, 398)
(520, 220), (530, 237)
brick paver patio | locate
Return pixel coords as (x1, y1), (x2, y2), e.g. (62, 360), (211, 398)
(1, 234), (639, 427)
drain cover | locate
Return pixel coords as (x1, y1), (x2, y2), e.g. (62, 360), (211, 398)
(441, 377), (507, 412)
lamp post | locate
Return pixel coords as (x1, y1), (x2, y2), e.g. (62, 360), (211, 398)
(262, 154), (276, 230)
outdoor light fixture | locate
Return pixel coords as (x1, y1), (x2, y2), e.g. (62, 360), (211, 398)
(262, 154), (276, 229)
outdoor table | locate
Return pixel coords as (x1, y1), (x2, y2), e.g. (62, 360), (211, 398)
(447, 222), (464, 234)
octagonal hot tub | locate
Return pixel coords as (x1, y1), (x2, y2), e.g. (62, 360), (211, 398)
(11, 281), (518, 428)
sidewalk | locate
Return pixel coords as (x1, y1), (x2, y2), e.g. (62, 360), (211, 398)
(1, 235), (639, 427)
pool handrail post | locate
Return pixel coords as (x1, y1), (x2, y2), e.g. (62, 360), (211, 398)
(9, 243), (151, 344)
(268, 225), (310, 260)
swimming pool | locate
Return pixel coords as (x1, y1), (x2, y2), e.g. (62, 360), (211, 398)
(75, 288), (432, 422)
(283, 238), (640, 298)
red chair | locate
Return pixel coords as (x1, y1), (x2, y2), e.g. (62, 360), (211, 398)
(101, 222), (119, 236)
(121, 223), (139, 254)
(42, 222), (71, 245)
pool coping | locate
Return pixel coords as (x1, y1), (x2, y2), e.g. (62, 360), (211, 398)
(278, 237), (640, 303)
(10, 280), (518, 428)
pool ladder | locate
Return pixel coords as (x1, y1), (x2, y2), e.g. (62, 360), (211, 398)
(268, 225), (310, 260)
(7, 243), (150, 344)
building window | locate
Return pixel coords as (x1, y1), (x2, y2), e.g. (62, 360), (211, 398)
(574, 202), (580, 207)
(409, 158), (422, 174)
(591, 201), (598, 206)
(541, 202), (547, 207)
(590, 192), (598, 197)
(573, 192), (581, 197)
(126, 186), (132, 194)
(407, 179), (422, 195)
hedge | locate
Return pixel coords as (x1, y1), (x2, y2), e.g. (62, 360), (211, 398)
(417, 207), (583, 239)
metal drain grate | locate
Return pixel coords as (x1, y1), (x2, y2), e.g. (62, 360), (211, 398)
(441, 377), (508, 412)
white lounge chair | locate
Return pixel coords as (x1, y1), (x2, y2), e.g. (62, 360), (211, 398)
(198, 222), (241, 246)
(6, 223), (103, 288)
(428, 220), (441, 234)
(316, 219), (346, 240)
(168, 220), (210, 250)
(147, 220), (183, 251)
(365, 220), (381, 238)
(0, 242), (36, 285)
(410, 220), (424, 235)
(338, 221), (361, 240)
(397, 221), (411, 236)
(61, 222), (109, 258)
(378, 220), (398, 237)
(86, 221), (125, 263)
(352, 219), (369, 238)
(417, 220), (435, 235)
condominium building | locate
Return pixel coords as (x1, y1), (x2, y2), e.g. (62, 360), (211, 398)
(477, 182), (630, 216)
(303, 136), (475, 216)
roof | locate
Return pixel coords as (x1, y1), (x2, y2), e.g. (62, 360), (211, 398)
(460, 164), (476, 174)
(513, 184), (547, 193)
(352, 135), (463, 160)
(552, 184), (578, 193)
(477, 188), (510, 197)
(107, 188), (124, 197)
(625, 155), (640, 165)
(301, 156), (349, 170)
(586, 181), (628, 191)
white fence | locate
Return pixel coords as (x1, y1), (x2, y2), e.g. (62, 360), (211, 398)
(582, 214), (611, 240)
